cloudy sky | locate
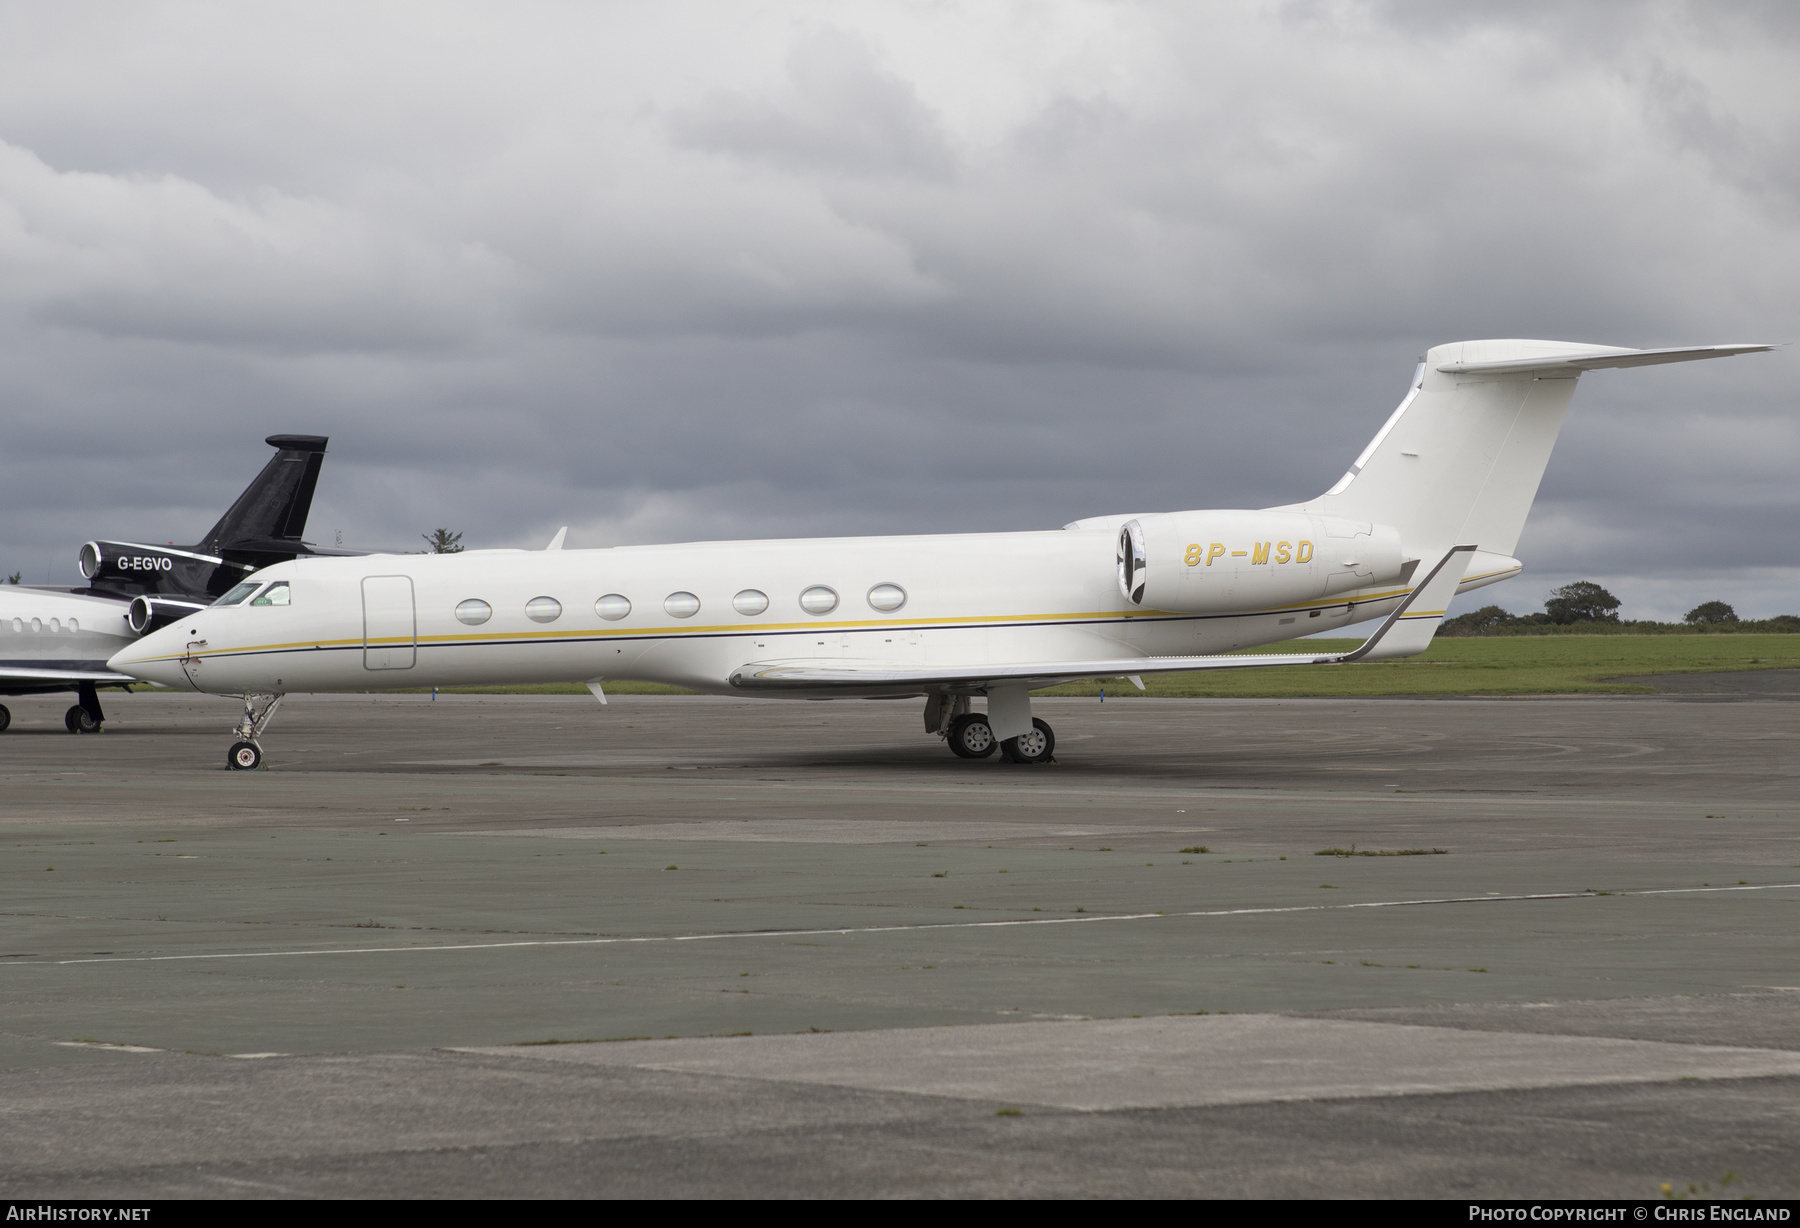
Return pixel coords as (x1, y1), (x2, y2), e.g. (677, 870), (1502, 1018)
(1, 1), (1794, 621)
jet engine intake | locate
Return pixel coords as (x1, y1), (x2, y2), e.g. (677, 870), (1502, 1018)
(127, 595), (211, 635)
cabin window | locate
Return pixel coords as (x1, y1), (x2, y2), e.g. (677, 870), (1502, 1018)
(664, 592), (700, 618)
(455, 598), (492, 626)
(596, 594), (631, 621)
(733, 589), (769, 616)
(67, 619), (79, 633)
(213, 581), (261, 607)
(867, 583), (906, 612)
(526, 596), (562, 623)
(250, 582), (291, 607)
(799, 585), (838, 615)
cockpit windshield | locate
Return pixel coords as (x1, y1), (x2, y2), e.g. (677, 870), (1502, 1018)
(212, 581), (262, 607)
(249, 582), (291, 607)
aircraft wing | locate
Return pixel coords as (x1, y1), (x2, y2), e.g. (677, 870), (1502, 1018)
(0, 666), (139, 684)
(731, 546), (1474, 693)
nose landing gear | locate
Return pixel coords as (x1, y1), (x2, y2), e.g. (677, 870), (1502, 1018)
(226, 692), (284, 771)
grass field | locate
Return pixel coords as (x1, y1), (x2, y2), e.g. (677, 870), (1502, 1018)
(406, 635), (1800, 700)
(1037, 634), (1800, 698)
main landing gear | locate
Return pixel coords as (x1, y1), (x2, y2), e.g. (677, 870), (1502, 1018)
(63, 683), (105, 734)
(929, 693), (1056, 765)
(226, 692), (284, 772)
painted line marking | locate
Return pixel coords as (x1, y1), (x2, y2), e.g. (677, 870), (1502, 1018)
(31, 882), (1800, 967)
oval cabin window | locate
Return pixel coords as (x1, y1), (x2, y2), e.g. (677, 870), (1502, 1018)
(799, 586), (838, 615)
(733, 589), (769, 616)
(526, 596), (562, 623)
(595, 594), (631, 621)
(664, 592), (700, 618)
(867, 583), (906, 612)
(455, 599), (492, 626)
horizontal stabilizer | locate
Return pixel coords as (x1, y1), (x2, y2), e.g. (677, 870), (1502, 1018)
(1437, 343), (1774, 376)
(730, 548), (1475, 694)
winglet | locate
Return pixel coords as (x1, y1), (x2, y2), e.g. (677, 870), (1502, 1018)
(546, 527), (568, 551)
(1340, 545), (1476, 663)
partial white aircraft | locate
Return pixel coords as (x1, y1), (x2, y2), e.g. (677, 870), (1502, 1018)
(109, 339), (1773, 770)
(0, 435), (343, 733)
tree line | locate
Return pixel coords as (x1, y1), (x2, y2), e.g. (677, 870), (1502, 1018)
(1441, 582), (1799, 636)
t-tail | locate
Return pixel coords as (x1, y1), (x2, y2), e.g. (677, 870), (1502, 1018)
(196, 434), (330, 563)
(1272, 339), (1776, 588)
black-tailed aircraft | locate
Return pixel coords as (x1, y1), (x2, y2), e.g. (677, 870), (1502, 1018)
(0, 435), (348, 733)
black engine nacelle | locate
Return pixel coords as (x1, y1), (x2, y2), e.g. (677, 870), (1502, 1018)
(80, 540), (219, 582)
(126, 594), (211, 635)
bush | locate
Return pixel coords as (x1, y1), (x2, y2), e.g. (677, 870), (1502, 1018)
(1439, 604), (1516, 636)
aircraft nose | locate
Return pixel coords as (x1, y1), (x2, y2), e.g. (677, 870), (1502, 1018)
(108, 626), (193, 688)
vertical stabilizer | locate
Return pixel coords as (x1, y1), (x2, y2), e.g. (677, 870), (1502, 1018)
(1275, 340), (1772, 556)
(195, 435), (329, 552)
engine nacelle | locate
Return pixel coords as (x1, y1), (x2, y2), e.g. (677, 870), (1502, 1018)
(1118, 510), (1407, 614)
(127, 594), (210, 635)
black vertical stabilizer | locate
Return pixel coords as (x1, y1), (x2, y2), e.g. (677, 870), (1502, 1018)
(195, 435), (329, 553)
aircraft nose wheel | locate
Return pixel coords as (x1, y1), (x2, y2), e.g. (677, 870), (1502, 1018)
(1000, 718), (1056, 765)
(65, 705), (102, 734)
(0, 704), (10, 733)
(947, 713), (998, 759)
(225, 693), (283, 771)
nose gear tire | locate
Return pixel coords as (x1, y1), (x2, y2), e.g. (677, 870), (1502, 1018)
(228, 741), (262, 771)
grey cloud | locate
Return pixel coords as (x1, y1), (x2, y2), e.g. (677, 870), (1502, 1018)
(669, 29), (957, 180)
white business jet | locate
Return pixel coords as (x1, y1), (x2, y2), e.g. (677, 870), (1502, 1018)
(110, 339), (1772, 771)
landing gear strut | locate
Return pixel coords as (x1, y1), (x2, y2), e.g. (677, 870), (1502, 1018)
(227, 692), (284, 771)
